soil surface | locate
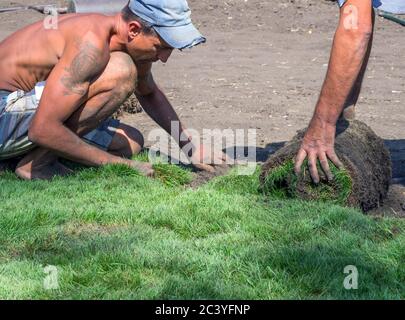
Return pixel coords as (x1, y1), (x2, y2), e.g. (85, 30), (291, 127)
(1, 0), (404, 216)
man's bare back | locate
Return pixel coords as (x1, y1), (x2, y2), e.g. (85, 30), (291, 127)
(0, 14), (115, 93)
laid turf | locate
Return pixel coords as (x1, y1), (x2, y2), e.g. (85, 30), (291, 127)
(0, 161), (404, 299)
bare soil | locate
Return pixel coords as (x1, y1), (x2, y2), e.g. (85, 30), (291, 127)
(1, 0), (404, 216)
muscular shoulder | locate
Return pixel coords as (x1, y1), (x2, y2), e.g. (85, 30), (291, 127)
(61, 15), (112, 67)
(57, 33), (110, 96)
(62, 31), (110, 83)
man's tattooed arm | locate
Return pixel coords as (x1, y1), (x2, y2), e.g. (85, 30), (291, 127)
(27, 37), (125, 168)
(60, 41), (104, 96)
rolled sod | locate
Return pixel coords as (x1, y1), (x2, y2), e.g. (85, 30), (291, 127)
(260, 120), (392, 212)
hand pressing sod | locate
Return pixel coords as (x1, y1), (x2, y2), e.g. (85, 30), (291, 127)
(188, 143), (232, 173)
(294, 121), (344, 184)
(126, 160), (155, 177)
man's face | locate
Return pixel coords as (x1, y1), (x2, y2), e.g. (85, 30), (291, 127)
(127, 30), (174, 63)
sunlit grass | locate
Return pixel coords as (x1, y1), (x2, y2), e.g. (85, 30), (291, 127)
(0, 162), (403, 300)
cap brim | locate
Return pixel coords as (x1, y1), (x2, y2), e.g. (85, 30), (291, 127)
(154, 23), (206, 50)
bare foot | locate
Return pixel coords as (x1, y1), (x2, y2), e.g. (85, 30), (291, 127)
(15, 160), (73, 180)
(15, 148), (73, 180)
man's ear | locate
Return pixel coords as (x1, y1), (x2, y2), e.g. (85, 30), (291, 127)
(128, 21), (143, 40)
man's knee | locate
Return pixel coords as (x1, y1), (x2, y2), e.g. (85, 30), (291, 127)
(109, 123), (144, 158)
(101, 52), (137, 98)
(65, 53), (138, 137)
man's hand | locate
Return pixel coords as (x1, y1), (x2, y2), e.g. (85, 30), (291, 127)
(127, 160), (155, 177)
(189, 143), (230, 173)
(294, 120), (343, 183)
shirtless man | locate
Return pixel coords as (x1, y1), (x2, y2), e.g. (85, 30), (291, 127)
(0, 0), (226, 180)
(294, 0), (404, 183)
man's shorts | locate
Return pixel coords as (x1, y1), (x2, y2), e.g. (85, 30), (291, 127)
(0, 83), (120, 160)
(337, 0), (405, 14)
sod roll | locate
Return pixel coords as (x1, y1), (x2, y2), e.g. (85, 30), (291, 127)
(260, 120), (392, 212)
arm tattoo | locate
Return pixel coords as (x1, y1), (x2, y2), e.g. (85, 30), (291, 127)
(60, 41), (102, 96)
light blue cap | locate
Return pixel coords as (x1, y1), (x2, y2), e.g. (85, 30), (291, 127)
(128, 0), (206, 49)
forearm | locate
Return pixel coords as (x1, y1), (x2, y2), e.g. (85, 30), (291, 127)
(29, 124), (127, 167)
(312, 27), (372, 127)
(137, 88), (191, 149)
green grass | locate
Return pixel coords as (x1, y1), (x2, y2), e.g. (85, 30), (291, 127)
(262, 160), (353, 206)
(0, 161), (404, 300)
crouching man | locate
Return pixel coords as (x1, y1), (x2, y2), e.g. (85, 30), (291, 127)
(0, 0), (226, 180)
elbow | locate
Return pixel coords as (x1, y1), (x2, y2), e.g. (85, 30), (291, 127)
(338, 6), (373, 39)
(341, 26), (372, 41)
(135, 87), (154, 98)
(338, 20), (373, 41)
(336, 25), (373, 52)
(135, 82), (158, 98)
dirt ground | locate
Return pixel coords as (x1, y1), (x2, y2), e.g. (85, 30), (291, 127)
(0, 0), (404, 216)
